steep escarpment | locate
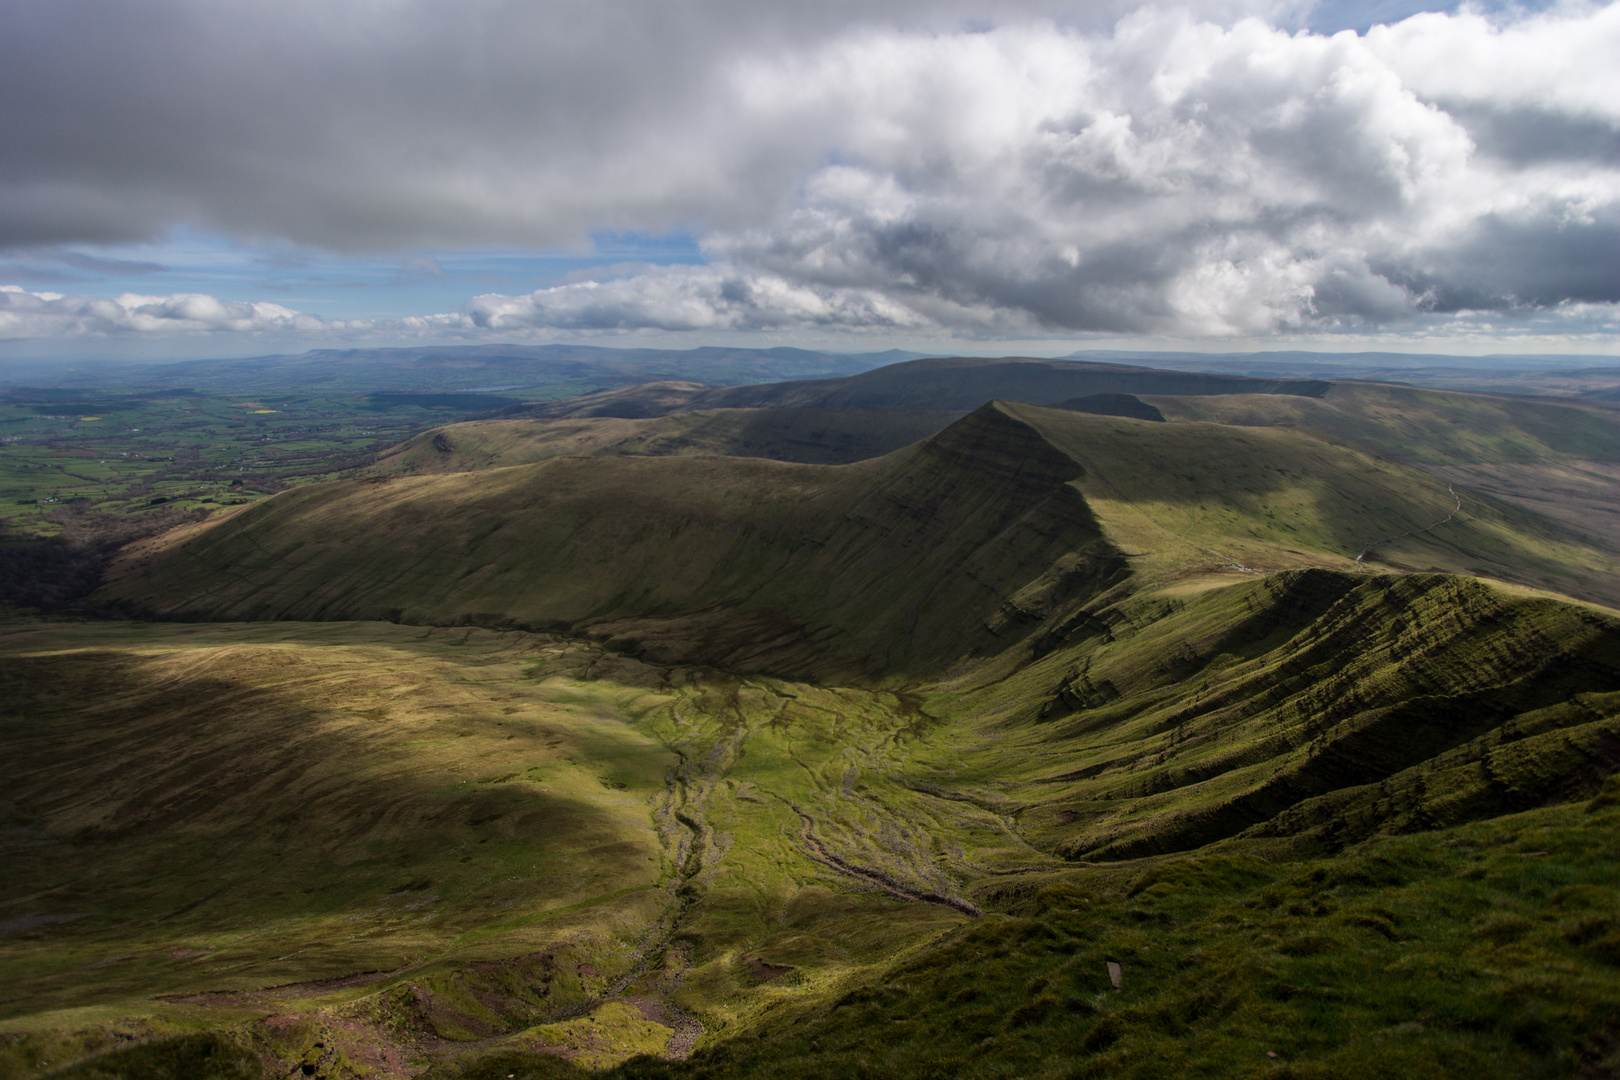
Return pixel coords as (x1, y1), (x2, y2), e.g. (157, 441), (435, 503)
(98, 403), (1124, 681)
(951, 568), (1620, 861)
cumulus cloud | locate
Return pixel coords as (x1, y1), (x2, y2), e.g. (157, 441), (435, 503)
(453, 5), (1620, 337)
(1, 0), (1617, 340)
(468, 266), (951, 333)
(0, 285), (337, 339)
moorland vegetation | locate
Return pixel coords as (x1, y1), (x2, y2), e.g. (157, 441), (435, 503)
(2, 357), (1618, 1080)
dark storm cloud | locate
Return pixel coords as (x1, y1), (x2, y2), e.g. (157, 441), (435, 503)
(0, 0), (1162, 251)
(2, 0), (1617, 341)
(1380, 210), (1620, 313)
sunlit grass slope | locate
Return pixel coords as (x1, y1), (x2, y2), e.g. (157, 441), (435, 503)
(0, 622), (968, 1078)
(367, 409), (960, 475)
(1152, 381), (1620, 470)
(0, 623), (673, 1020)
(1003, 402), (1620, 606)
(1148, 381), (1620, 563)
(411, 566), (1620, 1080)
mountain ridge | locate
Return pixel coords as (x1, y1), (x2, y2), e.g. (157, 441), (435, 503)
(10, 365), (1620, 1080)
(99, 403), (1127, 682)
(98, 398), (1620, 673)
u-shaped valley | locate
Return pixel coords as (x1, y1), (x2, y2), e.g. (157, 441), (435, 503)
(4, 356), (1620, 1080)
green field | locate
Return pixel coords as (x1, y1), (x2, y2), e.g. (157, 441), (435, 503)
(0, 389), (546, 538)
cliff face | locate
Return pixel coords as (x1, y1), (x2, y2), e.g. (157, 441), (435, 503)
(993, 568), (1620, 862)
(98, 403), (1125, 681)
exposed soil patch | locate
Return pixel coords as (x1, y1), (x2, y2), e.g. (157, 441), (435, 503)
(154, 967), (405, 1007)
(775, 794), (983, 918)
(745, 956), (795, 983)
(621, 994), (705, 1061)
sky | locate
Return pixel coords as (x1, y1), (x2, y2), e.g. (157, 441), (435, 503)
(1, 0), (1617, 362)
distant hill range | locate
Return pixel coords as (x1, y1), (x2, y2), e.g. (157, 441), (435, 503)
(0, 343), (928, 396)
(5, 342), (1616, 405)
(506, 356), (1330, 419)
(1062, 349), (1620, 405)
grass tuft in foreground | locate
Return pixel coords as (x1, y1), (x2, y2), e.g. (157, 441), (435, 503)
(39, 1034), (262, 1080)
(421, 790), (1620, 1080)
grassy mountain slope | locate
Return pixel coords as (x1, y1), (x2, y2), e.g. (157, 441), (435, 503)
(1005, 402), (1620, 607)
(427, 565), (1618, 1080)
(0, 621), (969, 1078)
(1149, 382), (1620, 560)
(99, 404), (1126, 682)
(582, 795), (1620, 1080)
(12, 382), (1620, 1079)
(99, 401), (1619, 666)
(367, 409), (960, 476)
(13, 566), (1619, 1079)
(499, 364), (1620, 584)
(921, 569), (1620, 862)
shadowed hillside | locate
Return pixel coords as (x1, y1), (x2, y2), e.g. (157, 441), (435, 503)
(929, 568), (1620, 861)
(368, 409), (961, 475)
(99, 403), (1620, 678)
(99, 404), (1127, 682)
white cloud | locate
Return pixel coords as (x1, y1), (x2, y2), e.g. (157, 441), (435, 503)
(1, 1), (1616, 342)
(466, 266), (941, 333)
(0, 285), (340, 339)
(461, 5), (1620, 337)
(1366, 4), (1620, 119)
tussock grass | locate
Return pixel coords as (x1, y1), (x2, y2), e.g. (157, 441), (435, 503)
(37, 1034), (262, 1080)
(431, 797), (1620, 1079)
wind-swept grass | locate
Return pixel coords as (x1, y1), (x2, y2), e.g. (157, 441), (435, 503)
(427, 792), (1620, 1080)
